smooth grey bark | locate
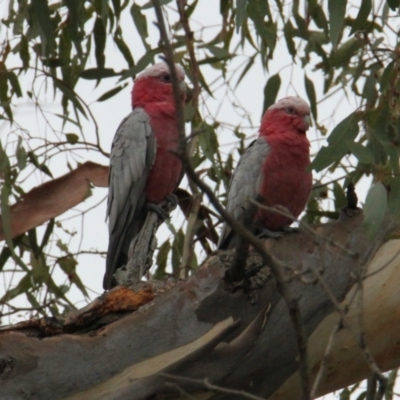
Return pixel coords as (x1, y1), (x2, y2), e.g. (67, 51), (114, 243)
(1, 214), (400, 400)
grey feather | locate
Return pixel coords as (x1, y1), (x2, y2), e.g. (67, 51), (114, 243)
(218, 137), (270, 249)
(103, 108), (156, 289)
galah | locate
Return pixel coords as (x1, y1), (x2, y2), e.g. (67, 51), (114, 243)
(103, 62), (186, 290)
(218, 96), (312, 249)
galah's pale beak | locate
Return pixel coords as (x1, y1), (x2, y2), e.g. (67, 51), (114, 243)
(303, 114), (311, 129)
(179, 80), (187, 94)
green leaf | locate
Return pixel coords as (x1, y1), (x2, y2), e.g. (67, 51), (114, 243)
(198, 123), (219, 163)
(154, 240), (171, 280)
(30, 251), (50, 283)
(63, 0), (84, 59)
(283, 21), (296, 58)
(0, 246), (11, 274)
(31, 0), (55, 55)
(16, 137), (27, 170)
(7, 71), (22, 97)
(328, 0), (346, 48)
(350, 0), (372, 35)
(236, 0), (248, 32)
(54, 79), (87, 118)
(309, 145), (340, 172)
(346, 141), (374, 164)
(340, 387), (350, 400)
(113, 27), (135, 68)
(262, 73), (281, 114)
(65, 133), (79, 144)
(387, 177), (400, 221)
(383, 142), (400, 175)
(208, 45), (230, 59)
(40, 219), (55, 251)
(131, 3), (149, 50)
(310, 112), (359, 172)
(111, 0), (121, 19)
(1, 182), (14, 251)
(56, 239), (69, 253)
(142, 0), (172, 9)
(355, 392), (366, 400)
(362, 182), (387, 239)
(58, 255), (88, 296)
(310, 3), (329, 35)
(0, 273), (32, 303)
(386, 0), (400, 10)
(0, 141), (10, 173)
(235, 53), (256, 88)
(380, 59), (395, 92)
(367, 107), (389, 143)
(171, 229), (184, 277)
(333, 182), (347, 210)
(304, 74), (317, 121)
(93, 17), (106, 69)
(362, 70), (377, 101)
(248, 0), (276, 51)
(0, 66), (12, 121)
(96, 83), (128, 102)
(327, 112), (359, 145)
(80, 68), (118, 79)
(19, 35), (30, 70)
(28, 151), (53, 177)
(332, 38), (363, 68)
(120, 50), (157, 80)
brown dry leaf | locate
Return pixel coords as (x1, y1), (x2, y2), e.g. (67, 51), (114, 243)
(0, 162), (109, 241)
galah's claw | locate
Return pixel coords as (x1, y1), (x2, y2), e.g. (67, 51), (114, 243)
(256, 228), (285, 239)
(281, 225), (299, 234)
(256, 225), (299, 239)
(165, 194), (178, 210)
(146, 202), (168, 221)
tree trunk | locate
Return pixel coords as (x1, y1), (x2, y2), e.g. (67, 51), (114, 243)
(1, 213), (400, 400)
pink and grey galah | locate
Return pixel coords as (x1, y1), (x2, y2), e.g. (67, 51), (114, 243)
(103, 62), (186, 290)
(218, 96), (313, 249)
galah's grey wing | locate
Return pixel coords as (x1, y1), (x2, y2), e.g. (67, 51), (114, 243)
(103, 108), (156, 289)
(218, 137), (270, 249)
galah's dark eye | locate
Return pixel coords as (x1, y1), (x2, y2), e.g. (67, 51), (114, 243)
(285, 106), (296, 115)
(161, 74), (171, 83)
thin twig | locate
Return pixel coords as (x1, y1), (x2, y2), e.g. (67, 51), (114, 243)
(176, 0), (201, 108)
(1, 300), (56, 317)
(310, 320), (341, 398)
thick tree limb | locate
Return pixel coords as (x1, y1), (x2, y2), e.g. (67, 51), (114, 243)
(1, 215), (400, 399)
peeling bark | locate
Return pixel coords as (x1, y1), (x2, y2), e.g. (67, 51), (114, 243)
(0, 162), (109, 241)
(1, 215), (400, 399)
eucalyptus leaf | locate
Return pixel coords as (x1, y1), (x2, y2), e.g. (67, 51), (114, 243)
(96, 83), (128, 102)
(263, 73), (281, 114)
(328, 0), (346, 47)
(80, 68), (119, 79)
(362, 182), (387, 239)
(304, 74), (317, 121)
(346, 141), (374, 164)
(387, 177), (400, 220)
(236, 0), (248, 32)
(350, 0), (372, 35)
